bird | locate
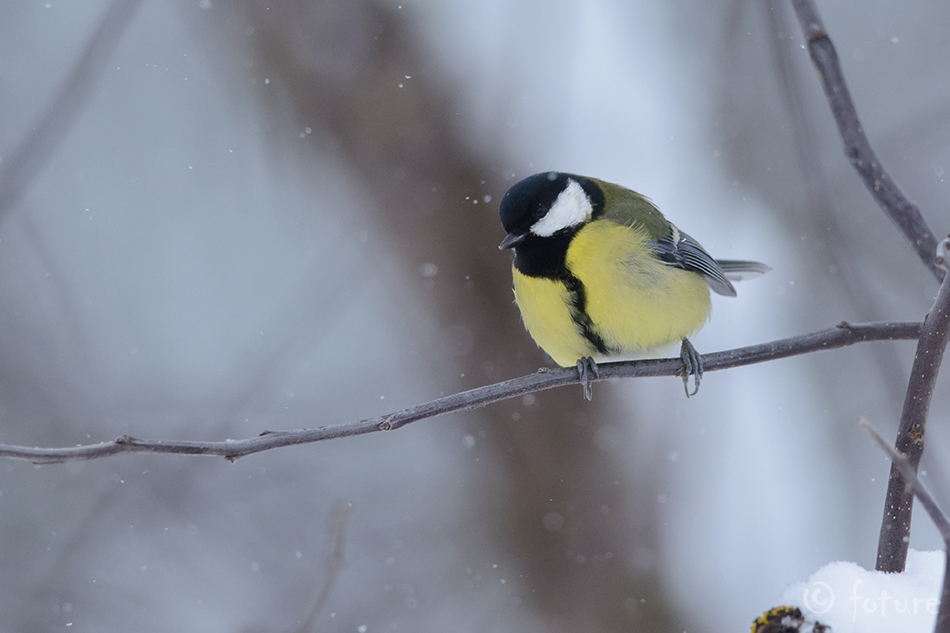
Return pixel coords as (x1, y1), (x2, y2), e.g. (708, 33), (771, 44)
(498, 171), (770, 399)
(751, 607), (830, 633)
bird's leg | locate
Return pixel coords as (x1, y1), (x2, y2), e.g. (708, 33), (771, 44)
(576, 356), (599, 401)
(679, 338), (703, 397)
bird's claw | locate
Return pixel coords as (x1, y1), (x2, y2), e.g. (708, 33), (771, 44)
(679, 339), (703, 398)
(576, 356), (599, 401)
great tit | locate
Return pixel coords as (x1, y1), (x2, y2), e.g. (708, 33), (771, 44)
(751, 607), (830, 633)
(498, 171), (769, 399)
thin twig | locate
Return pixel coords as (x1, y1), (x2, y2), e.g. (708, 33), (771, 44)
(859, 420), (950, 633)
(766, 1), (908, 406)
(861, 420), (950, 540)
(877, 240), (950, 572)
(789, 0), (943, 281)
(0, 320), (921, 465)
(0, 0), (145, 219)
(283, 501), (351, 633)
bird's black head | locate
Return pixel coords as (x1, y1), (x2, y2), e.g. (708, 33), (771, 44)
(499, 172), (567, 236)
(498, 172), (605, 277)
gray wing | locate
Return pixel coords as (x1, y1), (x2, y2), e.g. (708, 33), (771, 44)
(652, 224), (738, 297)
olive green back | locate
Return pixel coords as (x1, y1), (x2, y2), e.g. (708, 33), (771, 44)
(589, 177), (670, 238)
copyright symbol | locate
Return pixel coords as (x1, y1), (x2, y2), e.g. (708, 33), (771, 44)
(802, 581), (835, 614)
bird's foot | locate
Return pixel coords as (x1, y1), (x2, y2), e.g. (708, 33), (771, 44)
(679, 339), (703, 398)
(576, 356), (599, 401)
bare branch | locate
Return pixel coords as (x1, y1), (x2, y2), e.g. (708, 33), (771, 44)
(791, 0), (950, 579)
(877, 239), (950, 572)
(0, 0), (144, 220)
(860, 419), (950, 633)
(0, 320), (921, 465)
(765, 1), (909, 406)
(790, 0), (944, 281)
(861, 419), (950, 541)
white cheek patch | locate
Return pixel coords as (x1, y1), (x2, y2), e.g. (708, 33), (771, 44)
(530, 178), (592, 237)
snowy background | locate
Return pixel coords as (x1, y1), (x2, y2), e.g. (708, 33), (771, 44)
(1, 0), (948, 631)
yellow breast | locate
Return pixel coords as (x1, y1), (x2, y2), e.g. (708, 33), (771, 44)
(512, 220), (712, 367)
(512, 270), (596, 366)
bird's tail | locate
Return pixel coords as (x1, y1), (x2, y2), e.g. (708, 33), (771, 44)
(715, 259), (771, 283)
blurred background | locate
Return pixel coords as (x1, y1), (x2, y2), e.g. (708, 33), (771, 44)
(1, 0), (948, 631)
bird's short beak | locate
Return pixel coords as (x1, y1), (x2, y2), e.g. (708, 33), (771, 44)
(499, 232), (526, 250)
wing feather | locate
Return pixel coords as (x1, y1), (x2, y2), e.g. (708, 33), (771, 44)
(652, 226), (738, 297)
